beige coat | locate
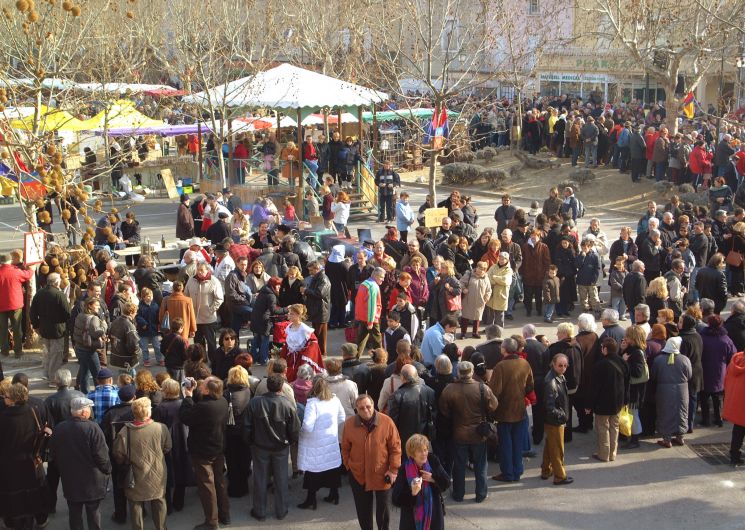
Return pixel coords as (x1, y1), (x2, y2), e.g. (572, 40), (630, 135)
(184, 276), (224, 325)
(486, 262), (512, 312)
(112, 420), (172, 502)
(459, 270), (492, 321)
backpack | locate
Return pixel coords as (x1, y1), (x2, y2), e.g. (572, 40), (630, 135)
(576, 198), (586, 218)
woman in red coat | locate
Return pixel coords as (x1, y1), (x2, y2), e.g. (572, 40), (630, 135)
(723, 351), (745, 466)
(281, 304), (324, 382)
(689, 140), (713, 189)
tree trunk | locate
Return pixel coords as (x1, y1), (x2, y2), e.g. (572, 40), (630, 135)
(428, 99), (442, 204)
(667, 83), (681, 135)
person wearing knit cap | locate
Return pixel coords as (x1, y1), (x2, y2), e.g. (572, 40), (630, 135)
(650, 337), (692, 448)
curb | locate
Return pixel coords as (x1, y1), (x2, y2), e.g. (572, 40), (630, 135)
(402, 180), (645, 219)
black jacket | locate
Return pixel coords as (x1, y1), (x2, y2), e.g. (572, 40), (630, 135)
(225, 268), (251, 311)
(179, 395), (229, 458)
(49, 418), (112, 503)
(244, 392), (301, 451)
(30, 285), (71, 339)
(278, 276), (304, 307)
(44, 386), (85, 424)
(250, 285), (288, 336)
(695, 265), (728, 313)
(622, 271), (647, 311)
(392, 452), (450, 530)
(543, 370), (569, 426)
(724, 312), (745, 352)
(387, 381), (436, 446)
(121, 220), (141, 245)
(205, 220), (232, 246)
(525, 338), (549, 391)
(342, 359), (371, 395)
(590, 354), (629, 415)
(303, 271), (331, 323)
(638, 238), (662, 273)
(678, 327), (704, 394)
(101, 402), (134, 450)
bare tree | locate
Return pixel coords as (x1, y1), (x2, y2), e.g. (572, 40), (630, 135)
(587, 0), (740, 133)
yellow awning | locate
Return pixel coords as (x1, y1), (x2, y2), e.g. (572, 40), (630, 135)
(9, 105), (87, 132)
(77, 100), (163, 131)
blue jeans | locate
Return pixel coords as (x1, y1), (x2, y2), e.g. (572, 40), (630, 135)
(251, 334), (271, 365)
(139, 335), (162, 362)
(497, 421), (525, 481)
(231, 305), (252, 335)
(571, 146), (580, 166)
(76, 348), (101, 395)
(689, 267), (701, 303)
(611, 296), (627, 318)
(655, 161), (668, 182)
(306, 160), (319, 188)
(452, 442), (487, 500)
(584, 143), (597, 167)
(543, 303), (555, 320)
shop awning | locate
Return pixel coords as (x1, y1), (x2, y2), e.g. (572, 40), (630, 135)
(78, 100), (164, 131)
(92, 123), (212, 137)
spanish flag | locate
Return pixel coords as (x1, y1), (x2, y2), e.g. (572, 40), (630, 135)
(682, 92), (695, 119)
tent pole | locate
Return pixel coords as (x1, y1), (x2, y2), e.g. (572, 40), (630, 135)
(226, 116), (232, 189)
(197, 121), (203, 183)
(337, 107), (343, 137)
(323, 108), (329, 139)
(295, 107), (304, 217)
(372, 103), (379, 171)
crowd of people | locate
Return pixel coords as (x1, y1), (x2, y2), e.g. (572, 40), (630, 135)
(2, 95), (745, 530)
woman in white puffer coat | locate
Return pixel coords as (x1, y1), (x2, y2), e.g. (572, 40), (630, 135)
(297, 377), (346, 510)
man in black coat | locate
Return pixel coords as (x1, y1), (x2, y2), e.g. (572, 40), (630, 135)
(30, 272), (71, 384)
(341, 343), (370, 394)
(205, 211), (232, 246)
(638, 229), (662, 282)
(725, 301), (745, 351)
(623, 261), (648, 324)
(387, 364), (436, 446)
(522, 324), (549, 445)
(49, 397), (112, 530)
(476, 324), (504, 378)
(101, 385), (136, 524)
(250, 279), (288, 365)
(695, 256), (728, 314)
(44, 369), (84, 511)
(598, 309), (626, 345)
(302, 259), (331, 357)
(588, 338), (629, 462)
(180, 376), (231, 528)
(244, 374), (301, 520)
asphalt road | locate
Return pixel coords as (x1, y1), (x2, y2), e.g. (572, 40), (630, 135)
(2, 186), (745, 529)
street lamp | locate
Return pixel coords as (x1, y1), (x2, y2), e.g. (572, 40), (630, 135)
(737, 56), (745, 109)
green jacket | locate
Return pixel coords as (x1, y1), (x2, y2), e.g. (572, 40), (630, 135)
(30, 284), (71, 339)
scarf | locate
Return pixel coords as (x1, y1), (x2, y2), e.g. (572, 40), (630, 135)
(361, 412), (377, 433)
(667, 350), (679, 365)
(482, 248), (500, 268)
(196, 270), (212, 282)
(404, 457), (433, 530)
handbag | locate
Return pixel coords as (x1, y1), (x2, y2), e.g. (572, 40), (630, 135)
(618, 405), (633, 438)
(30, 407), (52, 479)
(161, 310), (170, 331)
(119, 426), (136, 490)
(726, 240), (743, 267)
(475, 383), (498, 440)
(446, 292), (462, 312)
(630, 356), (650, 385)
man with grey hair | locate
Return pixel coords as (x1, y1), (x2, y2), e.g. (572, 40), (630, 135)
(599, 308), (625, 345)
(0, 252), (33, 359)
(623, 261), (647, 324)
(489, 338), (534, 482)
(698, 298), (716, 333)
(634, 304), (652, 336)
(387, 364), (435, 447)
(523, 324), (549, 444)
(49, 396), (112, 530)
(44, 368), (85, 510)
(30, 271), (72, 385)
(725, 300), (745, 351)
(638, 228), (663, 283)
(439, 360), (497, 502)
(354, 266), (386, 355)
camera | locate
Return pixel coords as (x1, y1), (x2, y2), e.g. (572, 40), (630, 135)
(384, 474), (392, 484)
(181, 377), (196, 390)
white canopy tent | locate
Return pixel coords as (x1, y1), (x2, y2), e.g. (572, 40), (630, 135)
(301, 112), (358, 126)
(183, 63), (387, 109)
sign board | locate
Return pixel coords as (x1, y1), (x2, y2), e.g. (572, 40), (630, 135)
(160, 168), (180, 200)
(24, 231), (45, 266)
(424, 207), (449, 228)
